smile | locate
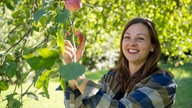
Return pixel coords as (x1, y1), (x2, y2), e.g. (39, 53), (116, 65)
(128, 49), (139, 53)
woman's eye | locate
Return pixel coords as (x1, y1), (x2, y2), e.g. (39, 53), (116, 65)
(124, 36), (130, 39)
(137, 37), (144, 41)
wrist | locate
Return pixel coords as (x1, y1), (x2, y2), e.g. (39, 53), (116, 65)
(68, 80), (77, 90)
(77, 77), (88, 94)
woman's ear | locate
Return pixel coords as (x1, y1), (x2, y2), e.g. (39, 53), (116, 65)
(150, 46), (154, 52)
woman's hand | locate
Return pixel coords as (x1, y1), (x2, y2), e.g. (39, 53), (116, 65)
(69, 75), (89, 94)
(61, 30), (86, 64)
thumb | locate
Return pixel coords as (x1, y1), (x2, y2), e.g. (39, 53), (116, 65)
(75, 30), (86, 61)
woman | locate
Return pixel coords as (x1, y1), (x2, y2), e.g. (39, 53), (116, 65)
(61, 17), (177, 108)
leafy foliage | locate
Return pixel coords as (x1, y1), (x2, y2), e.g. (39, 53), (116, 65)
(0, 0), (191, 107)
(0, 0), (86, 107)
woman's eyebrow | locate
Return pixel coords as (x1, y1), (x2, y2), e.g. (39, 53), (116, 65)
(124, 32), (131, 35)
(124, 32), (146, 36)
(137, 33), (146, 36)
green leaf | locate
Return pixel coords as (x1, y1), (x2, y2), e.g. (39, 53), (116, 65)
(33, 69), (44, 86)
(59, 77), (66, 91)
(55, 10), (70, 24)
(5, 62), (17, 78)
(37, 76), (50, 99)
(7, 98), (22, 108)
(42, 78), (49, 98)
(35, 69), (55, 99)
(0, 81), (9, 91)
(6, 2), (14, 10)
(37, 48), (59, 58)
(49, 26), (57, 35)
(25, 57), (43, 70)
(34, 9), (45, 21)
(56, 29), (65, 54)
(17, 72), (30, 85)
(25, 56), (56, 70)
(27, 92), (38, 101)
(39, 92), (49, 98)
(39, 16), (47, 26)
(6, 93), (17, 99)
(12, 10), (20, 18)
(32, 25), (39, 32)
(35, 69), (54, 89)
(6, 53), (16, 61)
(58, 63), (85, 81)
(6, 93), (22, 108)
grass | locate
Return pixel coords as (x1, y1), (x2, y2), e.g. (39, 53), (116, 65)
(0, 62), (191, 108)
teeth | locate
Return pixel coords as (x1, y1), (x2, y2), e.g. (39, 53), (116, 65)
(128, 49), (138, 53)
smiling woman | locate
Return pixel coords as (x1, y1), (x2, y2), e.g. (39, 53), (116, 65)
(61, 17), (177, 108)
(122, 23), (153, 75)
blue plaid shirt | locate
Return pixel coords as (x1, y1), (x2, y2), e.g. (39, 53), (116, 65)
(62, 70), (176, 108)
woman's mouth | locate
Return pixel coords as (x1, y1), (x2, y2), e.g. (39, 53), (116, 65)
(128, 49), (139, 54)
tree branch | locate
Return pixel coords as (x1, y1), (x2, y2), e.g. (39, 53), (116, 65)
(5, 27), (32, 53)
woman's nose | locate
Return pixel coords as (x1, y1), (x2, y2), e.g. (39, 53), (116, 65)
(128, 38), (137, 46)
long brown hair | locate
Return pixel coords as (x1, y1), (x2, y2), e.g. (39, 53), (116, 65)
(113, 17), (161, 92)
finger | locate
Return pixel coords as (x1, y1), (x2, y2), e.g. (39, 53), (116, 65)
(65, 45), (74, 55)
(62, 50), (74, 64)
(64, 40), (74, 49)
(78, 36), (86, 49)
(76, 30), (86, 44)
(63, 50), (73, 58)
(76, 37), (85, 61)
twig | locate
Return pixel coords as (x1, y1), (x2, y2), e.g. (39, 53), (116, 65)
(1, 26), (17, 44)
(5, 27), (32, 53)
(69, 13), (77, 62)
(19, 82), (34, 100)
(33, 35), (49, 50)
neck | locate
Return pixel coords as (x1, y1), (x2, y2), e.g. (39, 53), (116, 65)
(129, 62), (145, 76)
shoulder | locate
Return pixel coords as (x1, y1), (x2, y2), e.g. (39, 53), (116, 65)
(137, 70), (177, 97)
(139, 70), (175, 86)
(130, 71), (177, 107)
(150, 71), (176, 86)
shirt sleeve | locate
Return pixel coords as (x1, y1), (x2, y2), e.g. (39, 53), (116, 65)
(80, 72), (176, 108)
(64, 86), (83, 108)
(63, 71), (110, 108)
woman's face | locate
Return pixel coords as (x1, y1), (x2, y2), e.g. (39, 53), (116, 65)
(122, 23), (153, 65)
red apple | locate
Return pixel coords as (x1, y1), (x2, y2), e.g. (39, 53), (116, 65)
(65, 0), (82, 12)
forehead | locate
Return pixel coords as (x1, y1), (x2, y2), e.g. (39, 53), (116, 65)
(125, 23), (149, 35)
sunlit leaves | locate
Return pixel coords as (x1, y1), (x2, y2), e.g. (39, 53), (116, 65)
(37, 48), (59, 58)
(24, 48), (59, 70)
(25, 57), (54, 70)
(59, 62), (85, 81)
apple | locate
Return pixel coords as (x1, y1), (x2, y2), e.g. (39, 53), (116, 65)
(65, 0), (82, 12)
